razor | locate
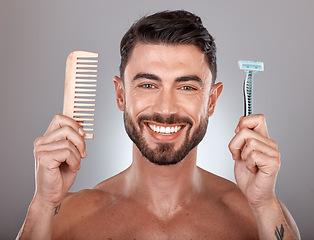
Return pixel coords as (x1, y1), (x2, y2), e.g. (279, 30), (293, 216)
(238, 60), (264, 116)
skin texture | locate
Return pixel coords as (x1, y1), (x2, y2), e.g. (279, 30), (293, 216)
(17, 44), (300, 240)
(122, 44), (212, 166)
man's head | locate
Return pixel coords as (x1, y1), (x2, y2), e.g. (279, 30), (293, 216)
(119, 10), (217, 85)
(114, 10), (223, 166)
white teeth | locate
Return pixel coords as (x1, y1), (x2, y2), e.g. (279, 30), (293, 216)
(148, 124), (182, 134)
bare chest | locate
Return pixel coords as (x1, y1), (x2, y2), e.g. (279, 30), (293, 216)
(54, 201), (258, 240)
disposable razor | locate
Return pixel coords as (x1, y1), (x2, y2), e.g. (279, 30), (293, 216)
(238, 60), (264, 116)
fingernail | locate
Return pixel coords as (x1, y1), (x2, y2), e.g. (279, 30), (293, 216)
(83, 151), (87, 158)
(235, 126), (240, 133)
(79, 128), (85, 137)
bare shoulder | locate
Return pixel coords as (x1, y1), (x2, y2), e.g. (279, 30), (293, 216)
(199, 166), (251, 205)
(52, 172), (125, 239)
(60, 171), (125, 212)
(60, 188), (114, 213)
(58, 169), (127, 212)
(197, 167), (258, 238)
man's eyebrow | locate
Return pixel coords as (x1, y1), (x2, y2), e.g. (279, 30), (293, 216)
(133, 73), (161, 81)
(175, 76), (204, 85)
(132, 73), (203, 85)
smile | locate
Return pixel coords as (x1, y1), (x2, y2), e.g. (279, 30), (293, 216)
(147, 123), (182, 135)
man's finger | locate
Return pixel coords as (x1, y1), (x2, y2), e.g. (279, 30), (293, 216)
(35, 139), (83, 162)
(229, 128), (276, 160)
(240, 138), (280, 161)
(36, 126), (86, 158)
(236, 114), (269, 138)
(37, 148), (81, 173)
(245, 151), (280, 176)
(45, 114), (84, 137)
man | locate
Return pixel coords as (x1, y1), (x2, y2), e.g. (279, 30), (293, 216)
(18, 10), (300, 239)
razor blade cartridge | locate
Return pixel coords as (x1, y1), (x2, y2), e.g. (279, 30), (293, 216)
(238, 60), (264, 72)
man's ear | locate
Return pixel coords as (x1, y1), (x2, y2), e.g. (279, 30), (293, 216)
(207, 82), (223, 117)
(113, 76), (125, 111)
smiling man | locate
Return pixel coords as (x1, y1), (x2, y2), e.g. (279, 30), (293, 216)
(121, 43), (214, 167)
(18, 10), (300, 239)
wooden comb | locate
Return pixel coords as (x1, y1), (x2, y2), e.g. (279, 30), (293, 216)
(63, 51), (99, 139)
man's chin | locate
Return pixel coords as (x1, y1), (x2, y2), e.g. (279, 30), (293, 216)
(145, 155), (184, 166)
(138, 143), (189, 166)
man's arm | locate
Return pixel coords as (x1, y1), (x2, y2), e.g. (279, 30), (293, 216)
(17, 114), (86, 239)
(229, 114), (300, 240)
(250, 198), (300, 240)
(16, 196), (58, 239)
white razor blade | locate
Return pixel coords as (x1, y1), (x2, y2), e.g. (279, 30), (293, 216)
(238, 60), (264, 72)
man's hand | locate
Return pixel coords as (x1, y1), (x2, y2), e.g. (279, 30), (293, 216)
(17, 114), (87, 239)
(229, 114), (301, 239)
(228, 114), (280, 209)
(33, 114), (87, 207)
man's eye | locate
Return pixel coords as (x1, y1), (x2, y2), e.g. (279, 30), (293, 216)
(181, 86), (196, 91)
(141, 84), (155, 89)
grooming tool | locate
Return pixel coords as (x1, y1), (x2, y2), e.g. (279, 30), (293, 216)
(238, 60), (264, 116)
(63, 51), (99, 139)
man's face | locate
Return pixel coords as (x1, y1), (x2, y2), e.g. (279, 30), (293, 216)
(115, 43), (220, 165)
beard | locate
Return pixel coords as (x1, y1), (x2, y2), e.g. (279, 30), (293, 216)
(123, 110), (209, 166)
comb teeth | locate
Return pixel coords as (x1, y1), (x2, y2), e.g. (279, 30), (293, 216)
(63, 51), (99, 139)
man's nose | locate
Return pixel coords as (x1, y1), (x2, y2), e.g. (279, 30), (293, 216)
(153, 89), (178, 115)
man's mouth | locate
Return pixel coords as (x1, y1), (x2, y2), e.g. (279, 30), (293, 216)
(147, 123), (183, 135)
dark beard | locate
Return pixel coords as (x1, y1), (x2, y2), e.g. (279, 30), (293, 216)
(123, 111), (208, 166)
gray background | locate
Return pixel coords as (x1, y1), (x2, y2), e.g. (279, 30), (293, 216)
(1, 0), (313, 239)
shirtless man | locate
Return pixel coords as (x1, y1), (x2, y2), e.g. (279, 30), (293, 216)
(17, 10), (300, 239)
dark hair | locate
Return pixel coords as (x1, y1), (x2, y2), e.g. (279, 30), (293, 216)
(119, 10), (217, 83)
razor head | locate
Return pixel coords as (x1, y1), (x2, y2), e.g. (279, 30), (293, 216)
(238, 60), (264, 72)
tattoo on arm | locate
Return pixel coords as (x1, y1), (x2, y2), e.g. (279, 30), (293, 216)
(275, 224), (284, 240)
(54, 203), (61, 216)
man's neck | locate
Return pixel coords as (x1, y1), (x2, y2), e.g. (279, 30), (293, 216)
(124, 145), (202, 219)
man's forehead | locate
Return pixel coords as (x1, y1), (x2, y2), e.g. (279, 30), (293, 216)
(130, 42), (205, 61)
(124, 43), (212, 84)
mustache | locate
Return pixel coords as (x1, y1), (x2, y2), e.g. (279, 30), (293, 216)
(137, 113), (193, 126)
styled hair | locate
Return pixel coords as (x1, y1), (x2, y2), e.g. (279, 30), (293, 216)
(119, 10), (217, 83)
